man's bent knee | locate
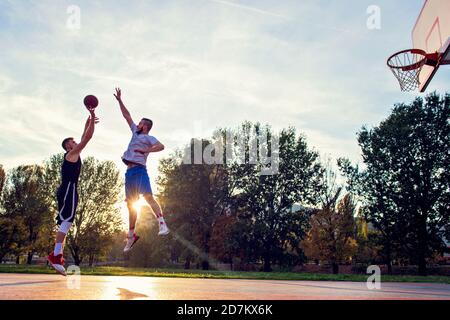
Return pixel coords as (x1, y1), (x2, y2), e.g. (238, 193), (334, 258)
(58, 221), (72, 234)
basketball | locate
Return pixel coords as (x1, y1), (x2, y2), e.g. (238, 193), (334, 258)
(83, 95), (99, 109)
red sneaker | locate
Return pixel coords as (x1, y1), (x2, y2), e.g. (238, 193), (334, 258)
(47, 252), (67, 276)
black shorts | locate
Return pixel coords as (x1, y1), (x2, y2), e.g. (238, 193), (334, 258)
(56, 182), (78, 225)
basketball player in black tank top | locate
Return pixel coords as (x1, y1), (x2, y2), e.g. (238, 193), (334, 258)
(47, 107), (99, 276)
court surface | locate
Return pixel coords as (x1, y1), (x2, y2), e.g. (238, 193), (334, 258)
(0, 273), (449, 300)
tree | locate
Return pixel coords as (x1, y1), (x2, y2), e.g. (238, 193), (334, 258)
(157, 139), (235, 270)
(158, 122), (321, 272)
(209, 212), (238, 269)
(353, 208), (383, 267)
(339, 92), (450, 276)
(301, 160), (358, 274)
(338, 158), (401, 274)
(106, 230), (127, 264)
(230, 123), (321, 271)
(301, 191), (358, 274)
(43, 154), (123, 265)
(0, 216), (27, 263)
(0, 165), (5, 195)
(1, 165), (52, 264)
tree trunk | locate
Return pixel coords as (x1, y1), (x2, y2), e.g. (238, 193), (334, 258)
(16, 255), (20, 264)
(88, 255), (94, 267)
(72, 250), (82, 266)
(27, 252), (33, 264)
(70, 244), (82, 266)
(201, 259), (209, 270)
(263, 255), (272, 272)
(387, 261), (393, 275)
(332, 262), (339, 274)
(385, 242), (393, 275)
(417, 215), (428, 276)
(418, 258), (427, 276)
(184, 257), (191, 269)
(73, 253), (82, 266)
(201, 234), (210, 270)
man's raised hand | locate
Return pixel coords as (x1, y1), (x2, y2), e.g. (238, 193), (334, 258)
(114, 87), (133, 127)
(114, 87), (122, 101)
(87, 107), (99, 124)
(90, 116), (100, 124)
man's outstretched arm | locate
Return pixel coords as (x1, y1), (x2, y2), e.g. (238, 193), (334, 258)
(67, 108), (98, 161)
(135, 141), (165, 154)
(81, 115), (99, 141)
(113, 87), (134, 128)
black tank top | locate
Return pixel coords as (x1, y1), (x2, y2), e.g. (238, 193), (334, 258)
(61, 153), (82, 185)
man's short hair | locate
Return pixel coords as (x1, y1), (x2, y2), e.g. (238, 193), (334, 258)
(142, 118), (153, 131)
(61, 137), (73, 151)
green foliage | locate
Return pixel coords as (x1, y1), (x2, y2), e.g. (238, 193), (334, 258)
(157, 139), (234, 270)
(353, 211), (383, 265)
(0, 216), (27, 262)
(301, 191), (358, 274)
(339, 92), (450, 275)
(156, 123), (321, 272)
(0, 165), (53, 263)
(227, 123), (321, 271)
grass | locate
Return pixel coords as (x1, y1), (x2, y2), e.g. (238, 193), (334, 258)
(0, 264), (449, 284)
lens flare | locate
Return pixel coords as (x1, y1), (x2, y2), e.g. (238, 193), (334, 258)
(132, 197), (147, 212)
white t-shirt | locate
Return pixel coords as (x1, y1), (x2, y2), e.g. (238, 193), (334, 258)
(122, 123), (159, 167)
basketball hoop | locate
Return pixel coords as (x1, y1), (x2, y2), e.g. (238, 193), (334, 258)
(387, 49), (429, 91)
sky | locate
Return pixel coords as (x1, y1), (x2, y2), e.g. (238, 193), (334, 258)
(0, 0), (448, 204)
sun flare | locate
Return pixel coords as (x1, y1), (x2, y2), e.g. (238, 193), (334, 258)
(132, 197), (148, 212)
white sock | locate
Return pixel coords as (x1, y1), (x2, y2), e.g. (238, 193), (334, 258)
(54, 243), (63, 256)
(128, 229), (134, 238)
(158, 217), (165, 224)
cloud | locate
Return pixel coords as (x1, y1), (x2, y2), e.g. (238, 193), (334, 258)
(206, 0), (289, 20)
(0, 0), (447, 195)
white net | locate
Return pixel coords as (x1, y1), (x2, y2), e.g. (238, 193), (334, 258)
(387, 49), (427, 91)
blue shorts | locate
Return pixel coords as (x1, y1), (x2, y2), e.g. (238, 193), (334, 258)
(125, 166), (152, 201)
